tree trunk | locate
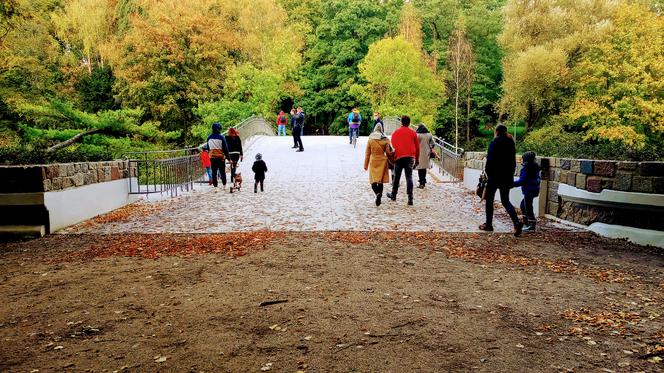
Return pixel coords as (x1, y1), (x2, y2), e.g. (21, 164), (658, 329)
(46, 128), (102, 153)
(466, 95), (471, 143)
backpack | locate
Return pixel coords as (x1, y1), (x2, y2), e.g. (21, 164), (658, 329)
(352, 113), (360, 123)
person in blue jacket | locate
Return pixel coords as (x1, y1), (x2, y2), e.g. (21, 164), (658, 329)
(514, 151), (541, 232)
(206, 122), (230, 190)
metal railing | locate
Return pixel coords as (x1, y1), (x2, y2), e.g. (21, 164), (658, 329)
(125, 116), (275, 196)
(124, 148), (203, 196)
(431, 136), (464, 182)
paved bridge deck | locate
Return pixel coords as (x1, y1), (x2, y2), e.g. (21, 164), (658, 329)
(64, 136), (520, 233)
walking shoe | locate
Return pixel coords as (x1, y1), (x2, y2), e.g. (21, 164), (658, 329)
(296, 149), (304, 152)
(375, 193), (382, 206)
(407, 195), (413, 206)
(417, 184), (425, 189)
(523, 223), (536, 232)
(386, 192), (396, 201)
(291, 145), (298, 149)
(479, 223), (493, 232)
(514, 221), (524, 237)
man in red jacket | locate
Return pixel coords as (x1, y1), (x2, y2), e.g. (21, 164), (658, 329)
(387, 115), (419, 205)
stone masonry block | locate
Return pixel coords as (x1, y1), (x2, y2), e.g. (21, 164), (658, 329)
(72, 173), (85, 187)
(45, 165), (59, 179)
(62, 177), (73, 189)
(560, 159), (571, 170)
(43, 179), (52, 192)
(103, 167), (112, 182)
(617, 161), (638, 171)
(575, 174), (587, 189)
(580, 160), (594, 175)
(639, 162), (664, 177)
(51, 177), (62, 190)
(111, 166), (121, 180)
(571, 160), (581, 173)
(593, 161), (616, 177)
(614, 173), (632, 191)
(586, 177), (613, 193)
(653, 177), (664, 194)
(566, 172), (577, 186)
(632, 176), (653, 193)
(540, 157), (551, 170)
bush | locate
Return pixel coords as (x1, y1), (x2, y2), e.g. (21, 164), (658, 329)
(0, 145), (115, 165)
(519, 118), (663, 161)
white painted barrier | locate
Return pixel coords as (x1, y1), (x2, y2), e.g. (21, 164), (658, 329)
(45, 179), (140, 232)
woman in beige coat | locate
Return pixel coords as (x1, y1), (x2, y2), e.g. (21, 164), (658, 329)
(415, 124), (434, 189)
(364, 125), (393, 206)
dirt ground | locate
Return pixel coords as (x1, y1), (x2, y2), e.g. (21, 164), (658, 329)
(1, 231), (663, 372)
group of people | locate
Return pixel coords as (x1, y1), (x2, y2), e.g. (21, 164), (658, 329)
(363, 115), (435, 207)
(202, 108), (541, 236)
(480, 124), (541, 236)
(362, 117), (540, 236)
(276, 107), (305, 152)
(199, 122), (268, 193)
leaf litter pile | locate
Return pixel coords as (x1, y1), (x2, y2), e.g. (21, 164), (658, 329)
(54, 232), (286, 262)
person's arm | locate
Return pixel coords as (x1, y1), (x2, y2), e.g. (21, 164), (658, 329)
(222, 137), (230, 159)
(263, 162), (268, 173)
(347, 113), (351, 124)
(239, 138), (243, 159)
(485, 139), (495, 176)
(514, 167), (526, 187)
(364, 141), (371, 170)
(414, 132), (420, 165)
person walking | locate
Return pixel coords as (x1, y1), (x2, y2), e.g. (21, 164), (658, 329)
(206, 122), (230, 190)
(252, 153), (268, 193)
(293, 107), (304, 152)
(364, 124), (393, 206)
(415, 124), (434, 189)
(277, 110), (288, 136)
(226, 127), (243, 183)
(373, 112), (384, 133)
(386, 116), (419, 206)
(290, 108), (298, 148)
(514, 151), (541, 232)
(480, 124), (523, 236)
(347, 108), (362, 144)
(199, 145), (212, 185)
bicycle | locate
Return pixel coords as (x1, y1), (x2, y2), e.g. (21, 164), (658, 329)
(351, 128), (358, 148)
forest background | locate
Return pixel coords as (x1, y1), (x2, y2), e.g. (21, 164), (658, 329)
(0, 0), (662, 164)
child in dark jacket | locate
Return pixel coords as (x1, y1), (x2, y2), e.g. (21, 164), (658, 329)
(252, 153), (268, 193)
(514, 151), (541, 231)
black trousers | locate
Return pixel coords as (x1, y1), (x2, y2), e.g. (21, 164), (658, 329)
(417, 169), (427, 185)
(391, 157), (414, 197)
(484, 183), (519, 227)
(371, 183), (384, 195)
(254, 180), (264, 192)
(520, 195), (537, 224)
(210, 158), (226, 187)
(292, 126), (297, 146)
(293, 126), (303, 150)
(229, 154), (240, 181)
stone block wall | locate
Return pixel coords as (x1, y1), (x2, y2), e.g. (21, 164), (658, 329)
(0, 160), (134, 193)
(463, 152), (664, 230)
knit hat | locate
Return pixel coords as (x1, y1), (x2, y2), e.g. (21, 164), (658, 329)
(522, 151), (536, 163)
(212, 122), (222, 134)
(255, 153), (262, 161)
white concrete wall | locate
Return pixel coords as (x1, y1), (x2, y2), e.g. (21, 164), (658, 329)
(44, 179), (140, 233)
(463, 168), (540, 217)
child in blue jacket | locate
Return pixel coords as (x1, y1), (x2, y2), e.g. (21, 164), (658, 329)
(514, 151), (541, 232)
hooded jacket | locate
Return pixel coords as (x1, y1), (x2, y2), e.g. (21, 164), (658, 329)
(206, 124), (230, 159)
(514, 154), (541, 197)
(485, 134), (516, 186)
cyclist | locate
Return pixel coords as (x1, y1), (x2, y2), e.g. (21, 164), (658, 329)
(347, 108), (362, 144)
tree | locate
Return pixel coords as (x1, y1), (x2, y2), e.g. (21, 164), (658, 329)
(564, 2), (663, 149)
(359, 36), (444, 126)
(446, 21), (474, 148)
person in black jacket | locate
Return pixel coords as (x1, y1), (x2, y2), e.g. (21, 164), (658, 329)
(290, 108), (298, 149)
(480, 124), (523, 236)
(226, 127), (243, 183)
(293, 107), (304, 152)
(252, 153), (268, 193)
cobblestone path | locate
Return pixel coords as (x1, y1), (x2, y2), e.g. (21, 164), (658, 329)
(64, 136), (538, 234)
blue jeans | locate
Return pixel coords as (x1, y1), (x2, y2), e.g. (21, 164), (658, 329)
(300, 126), (304, 136)
(278, 125), (286, 136)
(205, 167), (212, 180)
(349, 127), (359, 142)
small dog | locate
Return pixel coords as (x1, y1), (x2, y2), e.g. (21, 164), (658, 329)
(229, 172), (243, 193)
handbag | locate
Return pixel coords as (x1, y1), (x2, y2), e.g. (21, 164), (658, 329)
(429, 149), (439, 160)
(476, 172), (488, 200)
